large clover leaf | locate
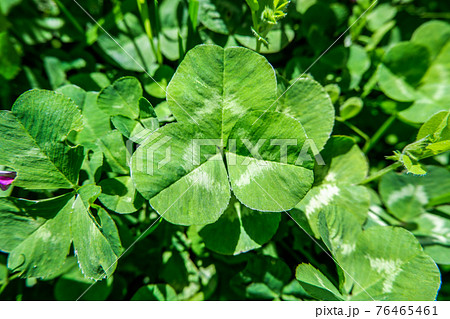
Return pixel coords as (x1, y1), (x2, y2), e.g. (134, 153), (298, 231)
(71, 185), (122, 279)
(380, 166), (450, 221)
(377, 20), (450, 123)
(0, 194), (73, 278)
(296, 206), (441, 301)
(0, 90), (84, 189)
(166, 44), (278, 142)
(292, 136), (370, 237)
(0, 185), (122, 280)
(131, 45), (334, 225)
(379, 166), (450, 265)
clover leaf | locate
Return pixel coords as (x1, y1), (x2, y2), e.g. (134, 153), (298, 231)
(0, 90), (84, 189)
(0, 194), (73, 278)
(131, 44), (334, 226)
(413, 206), (450, 265)
(56, 85), (112, 147)
(296, 206), (441, 301)
(377, 20), (450, 123)
(292, 136), (370, 237)
(0, 185), (123, 280)
(98, 130), (130, 175)
(199, 0), (244, 35)
(294, 263), (344, 301)
(378, 166), (450, 265)
(99, 176), (145, 214)
(71, 185), (122, 279)
(193, 195), (281, 255)
(97, 12), (157, 73)
(97, 76), (159, 141)
(380, 166), (450, 221)
(97, 77), (142, 119)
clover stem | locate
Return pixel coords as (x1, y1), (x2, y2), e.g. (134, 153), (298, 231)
(363, 114), (397, 154)
(54, 0), (85, 35)
(178, 31), (185, 62)
(137, 0), (163, 65)
(360, 162), (402, 185)
(153, 0), (163, 63)
(249, 7), (263, 53)
(188, 0), (200, 31)
(0, 272), (21, 296)
(256, 39), (262, 53)
(186, 0), (200, 52)
(250, 10), (259, 33)
(417, 12), (450, 19)
(339, 119), (370, 145)
(0, 280), (7, 296)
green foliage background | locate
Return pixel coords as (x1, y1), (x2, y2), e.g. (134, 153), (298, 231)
(0, 0), (449, 301)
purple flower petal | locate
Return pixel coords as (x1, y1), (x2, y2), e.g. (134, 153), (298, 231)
(0, 171), (17, 191)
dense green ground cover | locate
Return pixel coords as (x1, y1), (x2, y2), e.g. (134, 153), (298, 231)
(0, 0), (449, 301)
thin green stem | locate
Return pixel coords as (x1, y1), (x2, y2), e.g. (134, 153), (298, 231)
(178, 31), (185, 62)
(153, 0), (163, 64)
(188, 0), (199, 30)
(249, 9), (263, 53)
(0, 281), (7, 296)
(338, 118), (370, 145)
(420, 12), (450, 19)
(250, 10), (259, 32)
(186, 0), (200, 52)
(54, 0), (85, 36)
(363, 114), (396, 154)
(0, 272), (21, 296)
(255, 30), (270, 53)
(360, 162), (402, 185)
(256, 39), (262, 53)
(137, 0), (163, 65)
